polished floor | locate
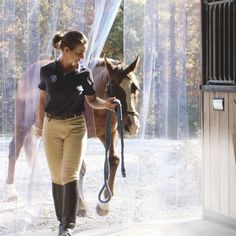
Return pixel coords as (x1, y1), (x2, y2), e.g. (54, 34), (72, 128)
(20, 219), (236, 236)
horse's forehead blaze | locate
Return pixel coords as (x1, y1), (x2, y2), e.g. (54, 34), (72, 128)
(119, 79), (137, 112)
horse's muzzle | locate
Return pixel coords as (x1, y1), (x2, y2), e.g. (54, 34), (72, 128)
(124, 114), (140, 137)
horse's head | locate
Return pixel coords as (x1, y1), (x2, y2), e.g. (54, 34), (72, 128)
(104, 56), (140, 137)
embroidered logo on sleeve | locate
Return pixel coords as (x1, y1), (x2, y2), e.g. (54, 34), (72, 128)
(49, 75), (57, 83)
(76, 85), (84, 95)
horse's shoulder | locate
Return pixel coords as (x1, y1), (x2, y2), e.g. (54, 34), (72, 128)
(41, 61), (55, 70)
(26, 60), (51, 71)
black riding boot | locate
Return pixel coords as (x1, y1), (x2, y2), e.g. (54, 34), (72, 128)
(61, 180), (79, 236)
(52, 183), (64, 236)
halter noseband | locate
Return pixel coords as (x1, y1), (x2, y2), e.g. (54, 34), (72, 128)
(127, 111), (139, 117)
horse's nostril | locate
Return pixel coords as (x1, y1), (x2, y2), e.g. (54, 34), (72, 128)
(135, 119), (140, 128)
(124, 124), (130, 132)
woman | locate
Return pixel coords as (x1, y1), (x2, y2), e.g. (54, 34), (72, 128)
(34, 31), (116, 236)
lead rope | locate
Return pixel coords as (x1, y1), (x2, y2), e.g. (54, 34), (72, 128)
(98, 98), (126, 203)
(113, 99), (126, 178)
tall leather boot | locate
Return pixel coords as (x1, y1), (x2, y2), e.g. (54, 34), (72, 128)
(52, 183), (64, 236)
(61, 180), (79, 236)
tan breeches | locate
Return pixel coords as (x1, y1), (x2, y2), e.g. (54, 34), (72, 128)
(42, 115), (87, 185)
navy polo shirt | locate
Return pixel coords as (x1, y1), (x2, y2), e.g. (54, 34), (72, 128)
(38, 60), (95, 115)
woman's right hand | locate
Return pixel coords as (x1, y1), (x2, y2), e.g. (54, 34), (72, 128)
(31, 124), (43, 137)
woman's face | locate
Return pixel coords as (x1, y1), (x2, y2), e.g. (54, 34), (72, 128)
(65, 43), (87, 64)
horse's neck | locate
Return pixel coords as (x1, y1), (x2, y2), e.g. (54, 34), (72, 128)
(92, 65), (108, 99)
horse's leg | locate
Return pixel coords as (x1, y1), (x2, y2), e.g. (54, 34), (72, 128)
(105, 130), (120, 196)
(23, 126), (40, 167)
(6, 78), (28, 201)
(77, 160), (87, 217)
(96, 130), (120, 216)
(6, 129), (26, 201)
(7, 129), (26, 184)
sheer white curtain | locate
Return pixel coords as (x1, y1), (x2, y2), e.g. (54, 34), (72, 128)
(83, 0), (122, 67)
(124, 0), (200, 139)
(0, 1), (121, 234)
(123, 0), (202, 224)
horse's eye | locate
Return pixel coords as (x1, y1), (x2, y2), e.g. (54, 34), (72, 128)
(131, 83), (137, 94)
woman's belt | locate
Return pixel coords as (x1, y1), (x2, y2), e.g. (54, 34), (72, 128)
(45, 112), (81, 120)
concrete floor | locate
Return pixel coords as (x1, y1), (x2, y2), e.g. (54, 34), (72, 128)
(19, 219), (236, 236)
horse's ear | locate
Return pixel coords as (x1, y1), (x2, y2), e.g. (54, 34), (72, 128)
(104, 57), (115, 74)
(123, 56), (140, 75)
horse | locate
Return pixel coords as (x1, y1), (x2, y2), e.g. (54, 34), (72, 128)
(6, 56), (140, 216)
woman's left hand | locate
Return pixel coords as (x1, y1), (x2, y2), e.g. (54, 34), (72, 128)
(86, 95), (118, 111)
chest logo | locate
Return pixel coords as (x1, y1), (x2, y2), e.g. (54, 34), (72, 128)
(49, 75), (57, 83)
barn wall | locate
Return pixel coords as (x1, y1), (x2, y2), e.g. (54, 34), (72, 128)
(203, 90), (236, 220)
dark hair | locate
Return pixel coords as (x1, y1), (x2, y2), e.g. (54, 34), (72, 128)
(52, 31), (87, 50)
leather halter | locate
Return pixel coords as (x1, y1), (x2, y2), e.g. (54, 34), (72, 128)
(105, 74), (139, 117)
(127, 111), (139, 117)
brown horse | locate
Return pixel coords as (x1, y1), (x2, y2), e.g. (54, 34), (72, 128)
(6, 56), (140, 216)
